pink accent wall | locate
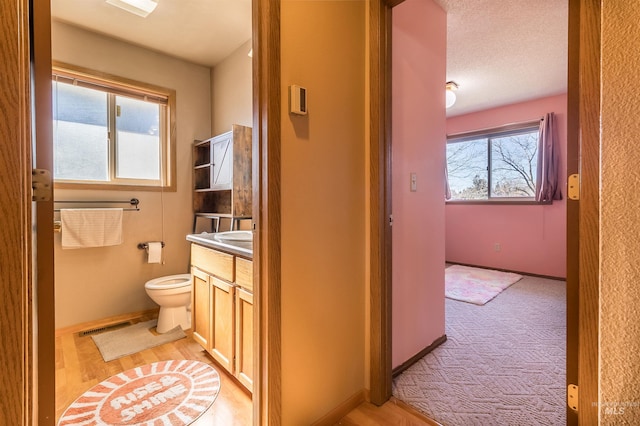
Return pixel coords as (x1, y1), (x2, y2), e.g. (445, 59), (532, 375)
(392, 0), (447, 368)
(446, 94), (567, 278)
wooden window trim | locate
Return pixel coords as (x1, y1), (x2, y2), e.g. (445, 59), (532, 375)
(51, 61), (177, 192)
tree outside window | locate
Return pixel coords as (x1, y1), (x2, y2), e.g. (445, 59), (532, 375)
(446, 126), (539, 201)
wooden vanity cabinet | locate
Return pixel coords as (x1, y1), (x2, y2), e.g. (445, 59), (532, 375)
(190, 243), (253, 391)
(209, 276), (235, 373)
(235, 287), (253, 390)
(191, 268), (211, 350)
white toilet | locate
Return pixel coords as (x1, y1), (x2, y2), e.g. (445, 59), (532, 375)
(144, 274), (192, 334)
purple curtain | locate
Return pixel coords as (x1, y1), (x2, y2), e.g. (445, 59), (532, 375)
(535, 113), (562, 202)
(445, 161), (452, 200)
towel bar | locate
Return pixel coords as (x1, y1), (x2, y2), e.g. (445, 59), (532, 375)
(54, 198), (140, 211)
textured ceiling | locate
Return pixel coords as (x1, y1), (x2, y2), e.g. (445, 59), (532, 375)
(437, 0), (568, 116)
(51, 0), (568, 116)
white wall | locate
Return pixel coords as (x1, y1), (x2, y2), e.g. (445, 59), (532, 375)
(52, 21), (211, 329)
(211, 39), (253, 135)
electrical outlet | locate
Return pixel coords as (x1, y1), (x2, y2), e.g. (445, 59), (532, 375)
(410, 173), (417, 192)
(494, 243), (501, 252)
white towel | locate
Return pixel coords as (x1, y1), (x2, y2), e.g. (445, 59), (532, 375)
(60, 208), (123, 249)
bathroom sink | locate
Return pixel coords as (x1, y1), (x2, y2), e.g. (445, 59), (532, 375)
(214, 230), (253, 242)
(186, 231), (253, 256)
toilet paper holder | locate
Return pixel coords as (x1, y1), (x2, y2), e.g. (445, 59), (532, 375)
(138, 242), (165, 250)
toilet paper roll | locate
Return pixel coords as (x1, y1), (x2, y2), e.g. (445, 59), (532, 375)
(147, 242), (162, 264)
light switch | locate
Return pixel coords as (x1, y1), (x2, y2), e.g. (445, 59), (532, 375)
(410, 172), (417, 192)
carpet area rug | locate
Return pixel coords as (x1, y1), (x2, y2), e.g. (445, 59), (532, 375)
(57, 359), (220, 426)
(393, 275), (566, 426)
(91, 319), (186, 362)
(445, 264), (523, 305)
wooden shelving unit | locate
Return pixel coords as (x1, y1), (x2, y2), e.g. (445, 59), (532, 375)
(192, 124), (252, 231)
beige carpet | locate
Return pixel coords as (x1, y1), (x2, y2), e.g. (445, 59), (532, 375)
(393, 274), (566, 425)
(91, 319), (186, 362)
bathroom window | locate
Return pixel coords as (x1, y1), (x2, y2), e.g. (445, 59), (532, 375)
(52, 62), (176, 190)
(446, 122), (540, 202)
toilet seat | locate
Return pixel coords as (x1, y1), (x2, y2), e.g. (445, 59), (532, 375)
(145, 274), (191, 290)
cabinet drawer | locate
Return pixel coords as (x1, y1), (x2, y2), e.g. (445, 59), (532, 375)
(235, 257), (253, 291)
(191, 244), (234, 282)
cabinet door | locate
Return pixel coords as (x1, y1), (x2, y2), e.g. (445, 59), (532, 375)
(211, 136), (232, 189)
(235, 288), (254, 391)
(191, 268), (210, 350)
(210, 277), (236, 373)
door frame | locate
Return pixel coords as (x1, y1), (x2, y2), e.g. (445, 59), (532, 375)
(17, 0), (283, 424)
(570, 0), (600, 423)
(33, 0), (56, 423)
(0, 0), (35, 424)
(252, 0), (282, 424)
(6, 0), (601, 423)
(367, 2), (600, 424)
(368, 0), (394, 406)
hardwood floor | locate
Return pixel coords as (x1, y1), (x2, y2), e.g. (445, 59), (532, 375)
(56, 314), (437, 425)
(55, 314), (252, 425)
(336, 398), (441, 426)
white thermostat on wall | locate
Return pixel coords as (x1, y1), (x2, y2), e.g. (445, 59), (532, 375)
(289, 85), (307, 115)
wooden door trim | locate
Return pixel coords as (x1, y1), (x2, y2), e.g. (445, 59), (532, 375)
(368, 0), (601, 419)
(565, 0), (580, 423)
(33, 0), (56, 423)
(16, 0), (282, 424)
(1, 0), (34, 424)
(575, 0), (601, 423)
(369, 0), (396, 405)
(252, 0), (282, 423)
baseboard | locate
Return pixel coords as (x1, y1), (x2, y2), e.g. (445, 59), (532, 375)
(392, 334), (447, 377)
(310, 389), (368, 426)
(54, 308), (159, 337)
(446, 260), (565, 281)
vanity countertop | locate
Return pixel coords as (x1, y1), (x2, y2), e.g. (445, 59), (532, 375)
(186, 233), (253, 259)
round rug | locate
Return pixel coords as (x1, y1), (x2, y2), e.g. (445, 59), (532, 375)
(58, 360), (220, 426)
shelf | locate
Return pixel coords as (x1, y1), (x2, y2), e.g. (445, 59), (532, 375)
(195, 212), (235, 218)
(193, 140), (211, 167)
(193, 125), (252, 217)
(194, 166), (211, 190)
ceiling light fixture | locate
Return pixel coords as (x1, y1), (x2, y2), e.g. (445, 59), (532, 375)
(106, 0), (158, 17)
(446, 81), (459, 109)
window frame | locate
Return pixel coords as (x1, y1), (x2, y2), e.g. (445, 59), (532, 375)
(52, 61), (177, 191)
(446, 120), (544, 204)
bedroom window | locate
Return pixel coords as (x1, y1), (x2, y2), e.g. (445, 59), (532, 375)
(52, 63), (176, 190)
(446, 122), (540, 202)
